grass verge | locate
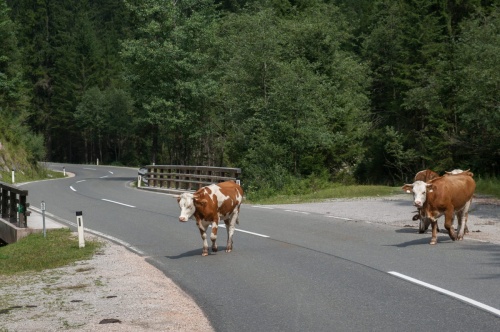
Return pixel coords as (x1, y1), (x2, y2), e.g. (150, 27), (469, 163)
(248, 184), (401, 205)
(0, 228), (102, 276)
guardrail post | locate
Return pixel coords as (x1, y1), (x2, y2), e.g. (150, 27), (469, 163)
(76, 211), (85, 248)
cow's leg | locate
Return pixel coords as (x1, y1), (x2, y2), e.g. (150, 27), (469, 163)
(457, 200), (471, 240)
(444, 208), (457, 241)
(464, 198), (472, 234)
(211, 221), (218, 253)
(225, 211), (239, 253)
(430, 218), (438, 245)
(198, 226), (209, 256)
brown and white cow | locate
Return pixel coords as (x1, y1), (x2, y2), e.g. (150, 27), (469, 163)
(402, 173), (475, 245)
(412, 169), (440, 233)
(177, 180), (244, 256)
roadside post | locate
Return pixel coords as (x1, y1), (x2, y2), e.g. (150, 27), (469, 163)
(63, 167), (66, 177)
(11, 168), (15, 184)
(41, 201), (46, 238)
(76, 211), (85, 248)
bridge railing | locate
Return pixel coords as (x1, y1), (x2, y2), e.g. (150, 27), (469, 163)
(0, 182), (30, 228)
(138, 165), (241, 192)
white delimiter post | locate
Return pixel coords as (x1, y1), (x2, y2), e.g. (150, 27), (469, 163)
(76, 211), (85, 248)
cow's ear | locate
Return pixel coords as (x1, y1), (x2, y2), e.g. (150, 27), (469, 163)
(426, 183), (434, 192)
(402, 184), (413, 193)
(194, 199), (208, 207)
(176, 195), (181, 203)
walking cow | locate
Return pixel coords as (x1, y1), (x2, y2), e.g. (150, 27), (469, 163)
(402, 173), (475, 245)
(412, 169), (440, 233)
(177, 180), (244, 256)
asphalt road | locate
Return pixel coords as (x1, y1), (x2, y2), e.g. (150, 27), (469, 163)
(21, 164), (500, 331)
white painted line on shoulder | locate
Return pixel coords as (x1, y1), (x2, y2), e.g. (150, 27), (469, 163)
(251, 206), (274, 209)
(101, 199), (136, 208)
(76, 180), (86, 183)
(388, 271), (500, 317)
(99, 175), (109, 178)
(30, 209), (145, 256)
(83, 168), (96, 170)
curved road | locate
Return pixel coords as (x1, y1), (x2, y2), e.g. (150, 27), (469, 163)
(21, 164), (500, 331)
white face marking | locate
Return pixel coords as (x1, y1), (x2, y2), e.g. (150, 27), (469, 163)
(410, 181), (428, 208)
(177, 193), (196, 222)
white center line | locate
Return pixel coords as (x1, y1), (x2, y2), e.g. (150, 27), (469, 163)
(101, 199), (135, 208)
(216, 224), (270, 238)
(389, 271), (500, 317)
(70, 186), (76, 192)
(285, 209), (310, 214)
(325, 216), (352, 221)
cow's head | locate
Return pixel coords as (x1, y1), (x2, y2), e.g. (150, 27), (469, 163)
(177, 193), (210, 222)
(402, 180), (432, 208)
(177, 193), (197, 222)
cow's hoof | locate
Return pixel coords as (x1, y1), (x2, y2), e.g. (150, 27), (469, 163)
(430, 239), (437, 245)
(212, 247), (218, 252)
(225, 249), (232, 253)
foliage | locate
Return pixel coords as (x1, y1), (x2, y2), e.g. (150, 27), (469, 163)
(2, 0), (499, 193)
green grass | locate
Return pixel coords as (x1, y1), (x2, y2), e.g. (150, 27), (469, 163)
(248, 184), (401, 205)
(476, 176), (500, 198)
(247, 176), (500, 205)
(0, 168), (65, 184)
(0, 229), (102, 276)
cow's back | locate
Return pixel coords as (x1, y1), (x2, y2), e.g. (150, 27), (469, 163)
(428, 174), (475, 209)
(194, 181), (243, 216)
(216, 180), (243, 199)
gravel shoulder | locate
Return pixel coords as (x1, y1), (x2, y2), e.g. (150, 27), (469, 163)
(271, 194), (500, 244)
(0, 235), (213, 332)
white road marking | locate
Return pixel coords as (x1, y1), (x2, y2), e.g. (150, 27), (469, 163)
(285, 209), (309, 214)
(83, 168), (96, 170)
(100, 175), (109, 178)
(388, 271), (500, 317)
(216, 224), (270, 238)
(101, 199), (135, 208)
(70, 186), (76, 192)
(325, 215), (352, 221)
(251, 206), (275, 209)
(76, 180), (86, 183)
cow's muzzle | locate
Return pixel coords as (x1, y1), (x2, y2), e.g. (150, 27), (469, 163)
(179, 216), (188, 222)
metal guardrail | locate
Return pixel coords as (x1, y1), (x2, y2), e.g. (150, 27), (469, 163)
(138, 165), (241, 192)
(0, 181), (30, 228)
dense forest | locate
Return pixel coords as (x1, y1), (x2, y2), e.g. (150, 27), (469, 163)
(1, 0), (498, 190)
